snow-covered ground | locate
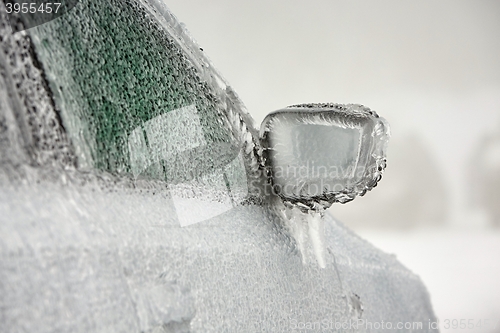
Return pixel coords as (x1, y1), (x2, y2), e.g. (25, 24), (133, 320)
(358, 228), (500, 333)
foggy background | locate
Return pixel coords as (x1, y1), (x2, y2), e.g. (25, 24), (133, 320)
(167, 1), (500, 332)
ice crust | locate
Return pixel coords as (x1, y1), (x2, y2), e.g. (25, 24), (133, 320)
(260, 104), (390, 268)
(1, 0), (251, 222)
(1, 0), (437, 331)
(260, 104), (390, 208)
(0, 180), (437, 332)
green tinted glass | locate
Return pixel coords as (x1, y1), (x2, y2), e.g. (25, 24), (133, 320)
(29, 0), (240, 184)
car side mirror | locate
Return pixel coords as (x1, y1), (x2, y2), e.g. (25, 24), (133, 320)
(259, 103), (390, 210)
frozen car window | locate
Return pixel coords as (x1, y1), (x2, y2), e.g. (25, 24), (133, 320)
(15, 0), (251, 223)
(30, 0), (238, 178)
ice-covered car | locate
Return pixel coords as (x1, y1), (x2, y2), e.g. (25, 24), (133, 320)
(0, 0), (437, 332)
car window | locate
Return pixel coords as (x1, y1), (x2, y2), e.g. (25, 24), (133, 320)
(22, 0), (249, 223)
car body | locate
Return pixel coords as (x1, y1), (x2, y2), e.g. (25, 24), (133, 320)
(0, 0), (437, 331)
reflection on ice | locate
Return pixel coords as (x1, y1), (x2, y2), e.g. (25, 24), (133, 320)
(128, 104), (207, 179)
(171, 151), (248, 227)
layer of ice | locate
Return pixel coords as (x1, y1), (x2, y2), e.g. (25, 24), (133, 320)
(0, 0), (437, 331)
(260, 104), (390, 267)
(260, 103), (390, 208)
(1, 0), (252, 222)
(0, 180), (438, 332)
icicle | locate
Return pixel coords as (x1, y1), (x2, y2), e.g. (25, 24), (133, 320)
(307, 209), (326, 268)
(287, 206), (309, 264)
(275, 199), (326, 268)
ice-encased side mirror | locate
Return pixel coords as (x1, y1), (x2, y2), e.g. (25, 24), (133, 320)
(259, 104), (390, 209)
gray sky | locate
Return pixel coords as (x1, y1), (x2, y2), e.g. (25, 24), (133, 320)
(167, 0), (500, 225)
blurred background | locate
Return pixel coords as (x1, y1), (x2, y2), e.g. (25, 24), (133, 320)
(167, 0), (500, 331)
